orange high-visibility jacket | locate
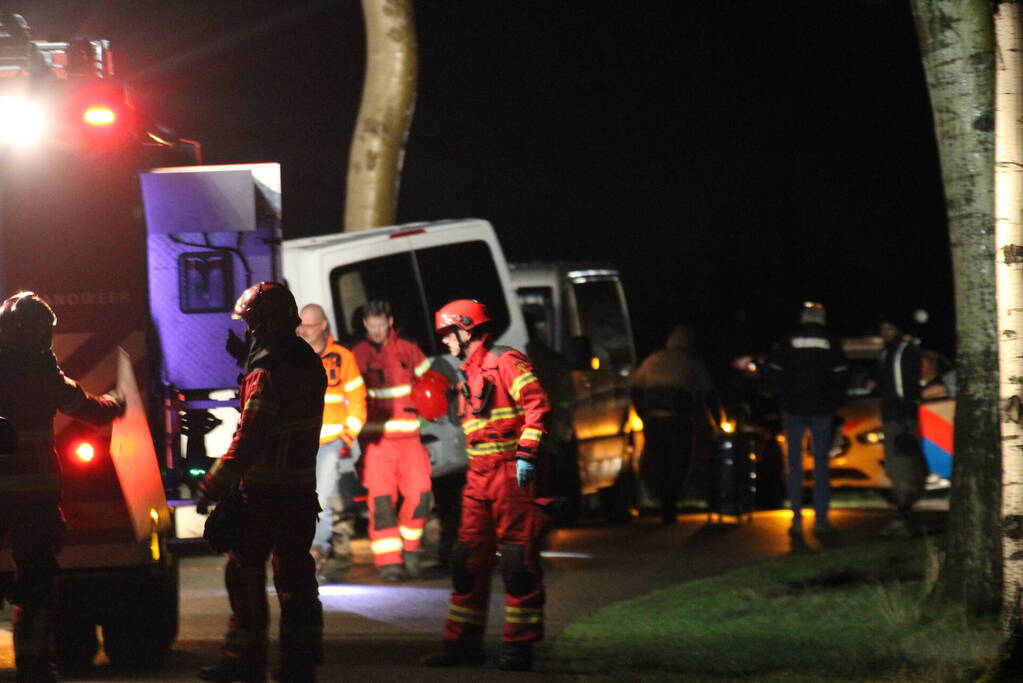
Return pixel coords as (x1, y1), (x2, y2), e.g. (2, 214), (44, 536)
(318, 335), (366, 446)
(353, 329), (431, 439)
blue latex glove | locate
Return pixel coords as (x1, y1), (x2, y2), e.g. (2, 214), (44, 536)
(515, 458), (536, 488)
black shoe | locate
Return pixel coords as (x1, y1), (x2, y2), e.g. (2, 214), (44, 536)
(380, 563), (406, 582)
(271, 665), (316, 682)
(198, 660), (267, 682)
(16, 664), (59, 683)
(496, 641), (533, 671)
(404, 550), (422, 578)
(421, 640), (485, 667)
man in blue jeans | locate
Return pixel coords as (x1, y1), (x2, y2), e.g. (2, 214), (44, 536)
(767, 302), (849, 541)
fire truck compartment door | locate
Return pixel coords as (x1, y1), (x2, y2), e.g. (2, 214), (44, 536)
(111, 348), (169, 542)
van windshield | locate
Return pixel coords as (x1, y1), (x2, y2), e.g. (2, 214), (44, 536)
(329, 239), (510, 353)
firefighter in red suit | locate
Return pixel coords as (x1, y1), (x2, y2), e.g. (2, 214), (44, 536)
(352, 300), (433, 582)
(0, 292), (124, 683)
(423, 299), (551, 672)
(198, 282), (326, 683)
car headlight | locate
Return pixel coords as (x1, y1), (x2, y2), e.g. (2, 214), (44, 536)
(856, 429), (884, 445)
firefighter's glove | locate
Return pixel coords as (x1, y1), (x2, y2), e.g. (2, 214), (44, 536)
(225, 329), (249, 366)
(104, 390), (127, 417)
(196, 496), (211, 516)
(515, 458), (536, 488)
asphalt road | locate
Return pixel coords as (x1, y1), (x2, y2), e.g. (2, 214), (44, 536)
(0, 497), (948, 681)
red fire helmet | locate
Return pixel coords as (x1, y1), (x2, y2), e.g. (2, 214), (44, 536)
(411, 369), (452, 421)
(434, 299), (490, 333)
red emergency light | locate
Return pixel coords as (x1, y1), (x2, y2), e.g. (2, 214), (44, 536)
(73, 441), (96, 463)
(82, 105), (116, 127)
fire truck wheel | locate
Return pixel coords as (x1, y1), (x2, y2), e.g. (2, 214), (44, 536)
(102, 560), (179, 669)
(54, 617), (99, 677)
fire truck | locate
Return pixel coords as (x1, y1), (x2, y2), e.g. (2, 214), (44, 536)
(0, 13), (280, 673)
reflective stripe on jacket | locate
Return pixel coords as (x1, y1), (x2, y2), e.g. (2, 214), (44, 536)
(459, 337), (551, 462)
(203, 335), (326, 498)
(0, 347), (122, 502)
(353, 329), (430, 439)
(319, 335), (366, 445)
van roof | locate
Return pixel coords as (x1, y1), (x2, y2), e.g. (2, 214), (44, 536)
(509, 261), (620, 279)
(283, 218), (486, 250)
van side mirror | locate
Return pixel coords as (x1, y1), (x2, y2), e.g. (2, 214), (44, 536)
(567, 336), (595, 371)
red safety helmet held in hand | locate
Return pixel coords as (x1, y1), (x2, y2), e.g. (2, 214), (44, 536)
(411, 369), (452, 420)
(434, 299), (490, 333)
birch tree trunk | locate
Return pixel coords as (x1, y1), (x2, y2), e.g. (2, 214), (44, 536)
(997, 0), (1023, 633)
(344, 0), (418, 232)
(910, 0), (1001, 618)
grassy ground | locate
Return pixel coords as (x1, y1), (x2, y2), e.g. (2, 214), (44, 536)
(545, 535), (1000, 682)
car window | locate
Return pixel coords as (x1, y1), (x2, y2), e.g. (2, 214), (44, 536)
(571, 278), (633, 368)
(517, 286), (555, 348)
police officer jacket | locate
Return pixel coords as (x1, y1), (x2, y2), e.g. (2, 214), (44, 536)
(878, 336), (921, 422)
(767, 322), (849, 416)
(0, 346), (122, 503)
(202, 334), (326, 498)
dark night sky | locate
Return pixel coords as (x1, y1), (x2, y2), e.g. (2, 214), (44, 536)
(7, 0), (953, 367)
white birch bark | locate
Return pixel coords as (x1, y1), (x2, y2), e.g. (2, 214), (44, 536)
(997, 0), (1023, 630)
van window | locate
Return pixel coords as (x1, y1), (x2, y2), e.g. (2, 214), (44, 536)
(517, 287), (554, 348)
(330, 252), (435, 352)
(572, 279), (633, 368)
(328, 239), (510, 353)
(414, 240), (510, 341)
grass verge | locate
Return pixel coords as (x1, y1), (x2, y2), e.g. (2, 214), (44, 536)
(546, 536), (999, 682)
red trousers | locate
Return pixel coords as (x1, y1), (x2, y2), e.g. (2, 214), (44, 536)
(223, 493), (322, 669)
(442, 455), (548, 643)
(358, 436), (433, 567)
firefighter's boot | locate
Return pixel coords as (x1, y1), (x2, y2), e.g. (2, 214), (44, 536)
(379, 564), (405, 583)
(404, 550), (422, 579)
(497, 641), (533, 671)
(197, 659), (267, 682)
(421, 629), (485, 667)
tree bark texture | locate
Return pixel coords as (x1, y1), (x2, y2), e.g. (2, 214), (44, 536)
(997, 0), (1023, 632)
(344, 0), (417, 232)
(911, 0), (1001, 618)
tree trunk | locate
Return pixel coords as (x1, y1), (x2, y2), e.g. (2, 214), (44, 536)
(910, 0), (1001, 618)
(997, 0), (1023, 635)
(344, 0), (418, 232)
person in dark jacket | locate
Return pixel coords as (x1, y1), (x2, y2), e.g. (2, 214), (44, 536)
(0, 292), (124, 682)
(630, 324), (716, 524)
(767, 302), (848, 540)
(198, 282), (326, 683)
(877, 319), (925, 537)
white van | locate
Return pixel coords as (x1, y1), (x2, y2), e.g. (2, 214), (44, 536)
(283, 219), (529, 477)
